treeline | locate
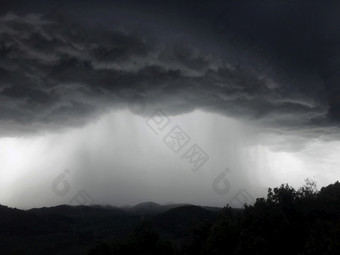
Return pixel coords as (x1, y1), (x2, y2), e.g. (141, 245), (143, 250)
(89, 179), (340, 255)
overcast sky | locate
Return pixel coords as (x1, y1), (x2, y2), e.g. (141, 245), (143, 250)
(0, 0), (340, 209)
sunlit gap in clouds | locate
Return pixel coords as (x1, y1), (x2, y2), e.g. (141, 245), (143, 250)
(1, 108), (339, 209)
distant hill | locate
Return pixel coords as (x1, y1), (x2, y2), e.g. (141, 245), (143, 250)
(153, 205), (219, 239)
(28, 204), (127, 218)
(124, 201), (198, 215)
(124, 201), (163, 215)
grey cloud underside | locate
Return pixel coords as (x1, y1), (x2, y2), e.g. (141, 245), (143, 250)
(0, 13), (337, 136)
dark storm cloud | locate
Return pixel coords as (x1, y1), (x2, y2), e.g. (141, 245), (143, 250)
(0, 0), (339, 137)
(212, 0), (340, 121)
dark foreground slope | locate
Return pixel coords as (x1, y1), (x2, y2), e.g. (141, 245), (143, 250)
(0, 203), (221, 255)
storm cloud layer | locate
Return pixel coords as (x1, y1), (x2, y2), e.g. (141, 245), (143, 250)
(0, 0), (339, 138)
(1, 0), (340, 209)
